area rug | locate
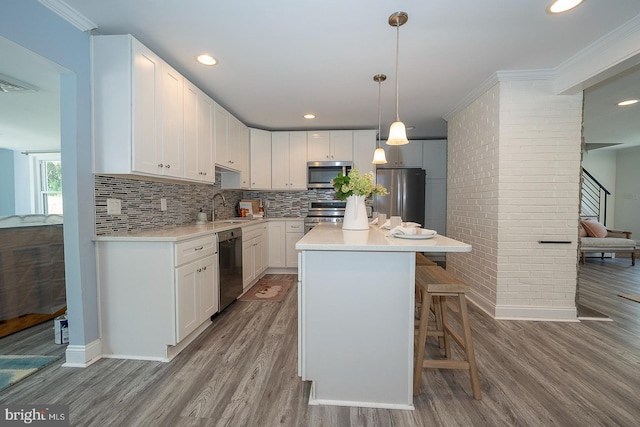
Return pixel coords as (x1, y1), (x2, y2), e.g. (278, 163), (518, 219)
(239, 279), (293, 302)
(619, 294), (640, 304)
(0, 355), (59, 392)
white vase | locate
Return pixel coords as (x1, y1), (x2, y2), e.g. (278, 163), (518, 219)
(342, 195), (369, 230)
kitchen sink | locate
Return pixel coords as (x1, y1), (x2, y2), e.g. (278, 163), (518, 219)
(215, 218), (255, 224)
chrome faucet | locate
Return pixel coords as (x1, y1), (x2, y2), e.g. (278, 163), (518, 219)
(213, 192), (227, 207)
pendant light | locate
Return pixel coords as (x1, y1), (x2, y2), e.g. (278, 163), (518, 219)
(372, 74), (388, 164)
(386, 11), (409, 146)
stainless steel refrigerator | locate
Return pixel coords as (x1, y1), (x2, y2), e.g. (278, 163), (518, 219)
(375, 168), (426, 225)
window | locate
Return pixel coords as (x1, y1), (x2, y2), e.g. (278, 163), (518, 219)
(34, 154), (62, 215)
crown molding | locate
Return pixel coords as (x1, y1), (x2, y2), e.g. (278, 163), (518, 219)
(495, 69), (555, 82)
(555, 14), (640, 94)
(443, 69), (554, 121)
(39, 0), (97, 32)
(443, 73), (499, 121)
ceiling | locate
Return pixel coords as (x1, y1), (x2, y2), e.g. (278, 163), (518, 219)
(2, 0), (640, 152)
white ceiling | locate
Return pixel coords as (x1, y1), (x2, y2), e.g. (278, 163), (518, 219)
(2, 0), (640, 152)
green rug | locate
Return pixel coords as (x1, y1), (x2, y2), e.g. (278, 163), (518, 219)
(0, 355), (59, 392)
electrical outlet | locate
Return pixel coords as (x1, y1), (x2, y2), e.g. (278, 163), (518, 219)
(106, 198), (121, 215)
(160, 198), (167, 211)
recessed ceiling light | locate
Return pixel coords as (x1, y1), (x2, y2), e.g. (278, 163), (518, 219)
(546, 0), (584, 14)
(617, 99), (639, 106)
(303, 114), (316, 119)
(196, 54), (217, 66)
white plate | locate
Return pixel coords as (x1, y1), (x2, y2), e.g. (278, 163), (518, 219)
(392, 229), (437, 239)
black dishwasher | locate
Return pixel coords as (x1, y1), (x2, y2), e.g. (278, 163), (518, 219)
(217, 228), (243, 312)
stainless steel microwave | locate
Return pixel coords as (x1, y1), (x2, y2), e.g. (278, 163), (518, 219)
(307, 161), (352, 189)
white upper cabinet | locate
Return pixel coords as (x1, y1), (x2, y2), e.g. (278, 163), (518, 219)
(216, 105), (250, 189)
(93, 35), (160, 176)
(378, 142), (424, 168)
(93, 35), (184, 178)
(92, 34), (213, 182)
(307, 131), (353, 162)
(236, 120), (250, 188)
(183, 81), (214, 183)
(352, 130), (377, 173)
(214, 103), (231, 169)
(159, 62), (184, 178)
(249, 128), (272, 189)
(272, 131), (307, 190)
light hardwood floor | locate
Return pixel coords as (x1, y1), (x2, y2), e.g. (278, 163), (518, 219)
(1, 265), (639, 426)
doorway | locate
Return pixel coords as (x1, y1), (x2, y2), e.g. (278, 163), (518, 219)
(0, 36), (67, 345)
(577, 63), (640, 318)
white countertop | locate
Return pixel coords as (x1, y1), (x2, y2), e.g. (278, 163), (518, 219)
(93, 217), (303, 242)
(296, 222), (471, 252)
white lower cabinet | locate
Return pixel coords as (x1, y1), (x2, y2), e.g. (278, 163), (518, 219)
(175, 254), (217, 341)
(285, 222), (304, 267)
(242, 223), (267, 289)
(96, 234), (218, 361)
(268, 220), (303, 268)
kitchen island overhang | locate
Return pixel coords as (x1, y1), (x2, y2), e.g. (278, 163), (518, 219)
(295, 223), (471, 410)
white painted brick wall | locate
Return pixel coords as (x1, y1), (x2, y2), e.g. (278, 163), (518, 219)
(447, 85), (501, 313)
(448, 77), (583, 320)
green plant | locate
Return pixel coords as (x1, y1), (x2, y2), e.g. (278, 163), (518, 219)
(331, 169), (388, 201)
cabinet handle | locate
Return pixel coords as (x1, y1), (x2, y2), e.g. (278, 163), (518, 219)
(203, 172), (207, 176)
(158, 163), (164, 168)
(203, 266), (207, 270)
(165, 164), (171, 168)
(194, 246), (204, 251)
(197, 268), (202, 272)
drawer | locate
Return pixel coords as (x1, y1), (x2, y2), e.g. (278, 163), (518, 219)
(243, 223), (266, 240)
(174, 235), (216, 266)
(286, 221), (304, 233)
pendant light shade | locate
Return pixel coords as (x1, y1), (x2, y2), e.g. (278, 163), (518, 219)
(372, 74), (388, 164)
(387, 121), (408, 146)
(372, 147), (387, 164)
(386, 11), (409, 146)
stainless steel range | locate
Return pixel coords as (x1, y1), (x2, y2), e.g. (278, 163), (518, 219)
(304, 200), (346, 234)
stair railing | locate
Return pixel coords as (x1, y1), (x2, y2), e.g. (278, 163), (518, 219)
(581, 168), (611, 225)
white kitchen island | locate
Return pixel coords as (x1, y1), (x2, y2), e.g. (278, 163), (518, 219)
(295, 223), (471, 410)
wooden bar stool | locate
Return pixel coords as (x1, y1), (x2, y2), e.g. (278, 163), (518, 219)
(414, 265), (481, 399)
(414, 253), (445, 348)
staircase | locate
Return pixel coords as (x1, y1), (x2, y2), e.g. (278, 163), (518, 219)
(581, 168), (611, 225)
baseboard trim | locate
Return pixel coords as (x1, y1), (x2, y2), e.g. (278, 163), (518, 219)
(264, 267), (298, 275)
(467, 291), (579, 321)
(62, 339), (102, 368)
(466, 290), (496, 318)
(495, 305), (578, 322)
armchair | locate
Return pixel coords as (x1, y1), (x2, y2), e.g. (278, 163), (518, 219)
(579, 220), (636, 266)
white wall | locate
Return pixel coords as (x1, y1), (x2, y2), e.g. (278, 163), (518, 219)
(615, 146), (640, 238)
(448, 76), (583, 321)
